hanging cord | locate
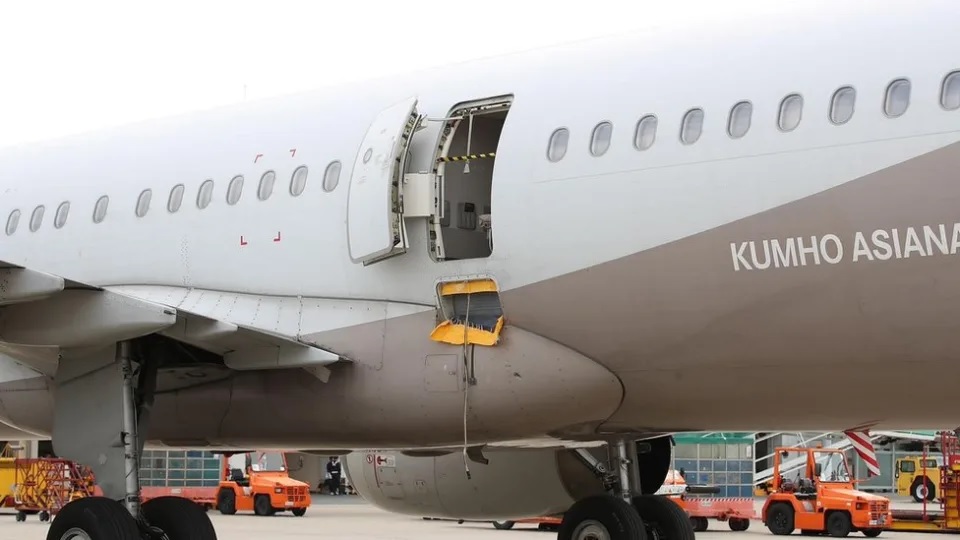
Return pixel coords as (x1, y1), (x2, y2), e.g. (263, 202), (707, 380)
(462, 288), (472, 479)
(464, 114), (474, 174)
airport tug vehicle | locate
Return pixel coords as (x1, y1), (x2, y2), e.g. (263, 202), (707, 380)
(762, 447), (891, 537)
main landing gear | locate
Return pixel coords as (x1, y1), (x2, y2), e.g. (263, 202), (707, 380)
(559, 439), (696, 540)
(46, 340), (217, 540)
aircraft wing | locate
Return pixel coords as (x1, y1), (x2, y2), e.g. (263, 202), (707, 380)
(0, 260), (343, 381)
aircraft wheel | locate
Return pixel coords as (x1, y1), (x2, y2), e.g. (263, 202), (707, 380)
(766, 502), (795, 535)
(492, 520), (515, 529)
(45, 497), (140, 540)
(558, 495), (647, 540)
(862, 528), (882, 537)
(632, 494), (696, 540)
(217, 489), (237, 515)
(142, 496), (217, 540)
(826, 512), (852, 538)
(292, 507), (307, 517)
(729, 518), (750, 531)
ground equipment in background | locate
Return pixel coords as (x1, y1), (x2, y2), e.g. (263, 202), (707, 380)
(762, 446), (891, 537)
(895, 447), (943, 502)
(215, 450), (311, 516)
(12, 457), (97, 522)
(886, 431), (960, 533)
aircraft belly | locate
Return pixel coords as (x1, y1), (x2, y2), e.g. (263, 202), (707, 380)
(501, 140), (960, 432)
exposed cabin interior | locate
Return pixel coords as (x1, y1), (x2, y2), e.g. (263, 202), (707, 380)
(431, 97), (512, 261)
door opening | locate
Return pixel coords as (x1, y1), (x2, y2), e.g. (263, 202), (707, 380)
(429, 96), (512, 261)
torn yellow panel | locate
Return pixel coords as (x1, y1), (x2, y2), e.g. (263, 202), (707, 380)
(439, 279), (498, 296)
(429, 316), (504, 346)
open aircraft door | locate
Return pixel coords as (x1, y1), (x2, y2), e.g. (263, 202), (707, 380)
(347, 96), (422, 265)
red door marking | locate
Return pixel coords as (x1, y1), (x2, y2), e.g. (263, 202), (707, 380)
(240, 236), (248, 246)
(273, 231), (281, 242)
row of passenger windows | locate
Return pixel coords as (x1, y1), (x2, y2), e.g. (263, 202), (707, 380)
(4, 161), (343, 236)
(547, 71), (960, 161)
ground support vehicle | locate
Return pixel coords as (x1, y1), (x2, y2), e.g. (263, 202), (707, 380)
(762, 446), (891, 537)
(886, 432), (960, 533)
(12, 458), (96, 523)
(215, 450), (311, 516)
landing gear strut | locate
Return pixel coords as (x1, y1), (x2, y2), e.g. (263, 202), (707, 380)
(46, 340), (218, 540)
(559, 439), (696, 540)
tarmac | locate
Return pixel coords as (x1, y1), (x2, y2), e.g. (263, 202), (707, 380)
(0, 495), (948, 540)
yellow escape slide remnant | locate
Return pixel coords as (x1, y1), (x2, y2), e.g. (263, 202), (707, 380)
(430, 278), (504, 346)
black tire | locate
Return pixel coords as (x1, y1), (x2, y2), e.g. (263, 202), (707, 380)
(912, 478), (935, 502)
(558, 495), (647, 540)
(691, 517), (709, 532)
(729, 518), (750, 531)
(15, 511), (25, 522)
(292, 507), (307, 517)
(45, 497), (141, 540)
(493, 520), (515, 530)
(826, 512), (852, 538)
(766, 502), (796, 535)
(142, 496), (217, 540)
(39, 511), (50, 522)
(217, 488), (237, 515)
(632, 495), (696, 540)
(862, 529), (882, 538)
(254, 494), (274, 516)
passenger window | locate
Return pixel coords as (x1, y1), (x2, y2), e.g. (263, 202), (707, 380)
(93, 195), (109, 223)
(197, 179), (214, 209)
(226, 175), (244, 205)
(900, 461), (915, 473)
(323, 161), (342, 192)
(167, 185), (184, 213)
(136, 189), (152, 217)
(547, 128), (569, 162)
(941, 71), (960, 110)
(634, 115), (657, 151)
(290, 166), (308, 196)
(680, 108), (704, 145)
(727, 101), (752, 139)
(258, 171), (276, 201)
(589, 121), (613, 157)
(5, 209), (20, 236)
(778, 94), (804, 132)
(883, 79), (911, 118)
(830, 86), (856, 125)
(54, 201), (70, 229)
(29, 205), (45, 232)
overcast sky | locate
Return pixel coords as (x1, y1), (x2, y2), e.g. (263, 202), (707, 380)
(0, 0), (838, 147)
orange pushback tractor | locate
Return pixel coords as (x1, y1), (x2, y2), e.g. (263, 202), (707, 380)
(215, 451), (310, 517)
(762, 447), (891, 538)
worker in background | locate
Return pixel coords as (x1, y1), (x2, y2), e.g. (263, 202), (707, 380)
(326, 456), (343, 495)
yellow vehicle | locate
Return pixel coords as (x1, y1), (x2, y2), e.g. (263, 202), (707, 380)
(895, 455), (943, 502)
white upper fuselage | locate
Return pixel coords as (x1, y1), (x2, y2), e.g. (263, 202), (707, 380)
(3, 3), (956, 305)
